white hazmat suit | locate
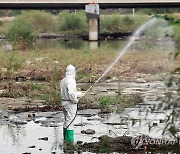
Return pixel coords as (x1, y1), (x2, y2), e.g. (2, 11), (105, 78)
(60, 64), (78, 131)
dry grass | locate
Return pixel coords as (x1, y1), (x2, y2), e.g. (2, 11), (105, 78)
(0, 47), (179, 82)
(0, 47), (179, 104)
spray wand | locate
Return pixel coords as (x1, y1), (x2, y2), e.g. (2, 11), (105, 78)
(66, 18), (158, 129)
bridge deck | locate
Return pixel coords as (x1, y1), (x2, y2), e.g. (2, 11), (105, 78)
(0, 0), (180, 9)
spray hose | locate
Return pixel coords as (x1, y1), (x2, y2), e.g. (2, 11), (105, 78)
(65, 80), (99, 130)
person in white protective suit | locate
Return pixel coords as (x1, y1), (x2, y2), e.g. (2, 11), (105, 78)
(60, 64), (79, 142)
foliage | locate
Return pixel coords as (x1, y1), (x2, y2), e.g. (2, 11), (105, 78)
(0, 10), (22, 17)
(137, 8), (180, 15)
(172, 25), (180, 53)
(20, 11), (55, 33)
(57, 11), (87, 33)
(99, 94), (143, 112)
(101, 15), (121, 32)
(156, 55), (179, 139)
(101, 15), (149, 33)
(4, 52), (24, 76)
(31, 83), (44, 91)
(122, 16), (134, 25)
(6, 16), (35, 50)
(5, 10), (55, 49)
(157, 14), (180, 52)
(47, 64), (61, 105)
(99, 96), (113, 111)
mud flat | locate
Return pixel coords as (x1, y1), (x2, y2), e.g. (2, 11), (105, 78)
(0, 80), (179, 154)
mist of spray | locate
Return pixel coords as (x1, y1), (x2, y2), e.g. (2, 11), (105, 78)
(78, 18), (159, 100)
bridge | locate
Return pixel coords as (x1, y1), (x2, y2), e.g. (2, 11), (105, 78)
(0, 0), (180, 9)
(0, 0), (179, 42)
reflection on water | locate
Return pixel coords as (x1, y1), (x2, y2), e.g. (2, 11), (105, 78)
(0, 122), (64, 154)
(0, 37), (175, 52)
(35, 38), (126, 51)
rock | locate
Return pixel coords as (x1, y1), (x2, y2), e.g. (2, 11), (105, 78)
(4, 115), (8, 118)
(81, 130), (86, 134)
(32, 100), (46, 104)
(136, 78), (146, 83)
(0, 90), (5, 94)
(39, 137), (48, 141)
(28, 113), (35, 118)
(111, 77), (118, 82)
(74, 123), (86, 127)
(35, 117), (47, 123)
(81, 84), (90, 91)
(1, 68), (7, 72)
(8, 105), (12, 110)
(159, 119), (165, 123)
(15, 120), (28, 125)
(77, 141), (83, 145)
(99, 88), (108, 92)
(15, 76), (27, 82)
(81, 129), (95, 135)
(9, 115), (27, 124)
(153, 122), (158, 126)
(28, 145), (36, 148)
(106, 77), (118, 83)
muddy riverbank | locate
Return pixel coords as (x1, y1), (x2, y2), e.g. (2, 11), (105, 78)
(0, 79), (179, 154)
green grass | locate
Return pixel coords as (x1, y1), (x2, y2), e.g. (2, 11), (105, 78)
(31, 83), (44, 91)
(99, 94), (143, 112)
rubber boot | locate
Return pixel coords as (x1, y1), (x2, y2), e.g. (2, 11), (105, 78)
(63, 128), (74, 142)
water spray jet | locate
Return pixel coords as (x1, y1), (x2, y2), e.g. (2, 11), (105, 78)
(78, 18), (159, 101)
(66, 18), (160, 129)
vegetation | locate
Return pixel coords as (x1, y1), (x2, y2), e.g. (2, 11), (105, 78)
(1, 10), (150, 45)
(155, 13), (180, 53)
(6, 16), (35, 50)
(5, 10), (56, 50)
(99, 94), (143, 112)
(0, 10), (21, 17)
(57, 11), (87, 34)
(0, 46), (177, 104)
(136, 8), (180, 15)
(20, 11), (55, 33)
(100, 15), (149, 33)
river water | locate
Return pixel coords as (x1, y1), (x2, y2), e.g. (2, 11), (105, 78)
(0, 36), (175, 52)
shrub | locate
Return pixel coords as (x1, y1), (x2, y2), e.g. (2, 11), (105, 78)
(57, 11), (87, 33)
(99, 96), (113, 111)
(101, 15), (121, 33)
(173, 25), (180, 52)
(19, 11), (55, 33)
(101, 14), (149, 33)
(122, 16), (134, 26)
(7, 16), (35, 50)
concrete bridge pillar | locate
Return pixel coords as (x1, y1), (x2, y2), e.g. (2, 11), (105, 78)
(85, 4), (100, 41)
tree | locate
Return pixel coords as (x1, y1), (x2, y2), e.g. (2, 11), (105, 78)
(7, 16), (35, 50)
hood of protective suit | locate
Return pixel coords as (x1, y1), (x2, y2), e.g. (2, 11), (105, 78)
(65, 64), (76, 78)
